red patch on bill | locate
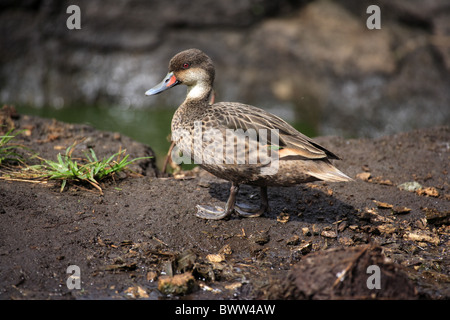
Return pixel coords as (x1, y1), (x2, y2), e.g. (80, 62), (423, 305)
(166, 75), (177, 87)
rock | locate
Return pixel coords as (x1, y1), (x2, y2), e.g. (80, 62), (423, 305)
(398, 181), (423, 192)
(158, 272), (196, 295)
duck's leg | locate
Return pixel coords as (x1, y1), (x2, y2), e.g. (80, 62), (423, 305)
(195, 182), (239, 220)
(235, 186), (269, 218)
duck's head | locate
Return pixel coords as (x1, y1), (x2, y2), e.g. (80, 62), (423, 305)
(145, 48), (215, 98)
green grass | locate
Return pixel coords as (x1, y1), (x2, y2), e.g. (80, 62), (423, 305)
(26, 143), (151, 193)
(0, 128), (26, 164)
(1, 137), (152, 193)
(0, 123), (152, 193)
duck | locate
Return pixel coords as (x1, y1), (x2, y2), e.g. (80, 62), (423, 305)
(146, 48), (352, 220)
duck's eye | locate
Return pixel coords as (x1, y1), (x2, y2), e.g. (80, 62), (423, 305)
(182, 63), (190, 69)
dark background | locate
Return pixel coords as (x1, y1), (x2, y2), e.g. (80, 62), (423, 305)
(1, 0), (449, 139)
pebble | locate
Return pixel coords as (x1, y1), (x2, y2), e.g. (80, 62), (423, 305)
(397, 181), (422, 192)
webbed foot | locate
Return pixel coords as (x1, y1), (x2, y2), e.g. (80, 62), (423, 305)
(235, 186), (269, 217)
(234, 203), (266, 218)
(195, 205), (231, 220)
(195, 184), (269, 220)
(195, 183), (239, 220)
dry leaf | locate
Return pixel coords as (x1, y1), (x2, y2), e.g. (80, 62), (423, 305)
(286, 235), (300, 246)
(417, 187), (439, 197)
(404, 231), (439, 245)
(199, 283), (222, 293)
(338, 237), (354, 246)
(206, 253), (225, 263)
(377, 224), (397, 234)
(124, 286), (149, 298)
(294, 241), (312, 254)
(392, 206), (411, 214)
(321, 230), (337, 238)
(225, 282), (242, 291)
(146, 271), (158, 282)
(277, 212), (290, 223)
(219, 244), (232, 255)
(372, 176), (393, 185)
(302, 227), (311, 236)
(356, 172), (371, 181)
(373, 200), (393, 209)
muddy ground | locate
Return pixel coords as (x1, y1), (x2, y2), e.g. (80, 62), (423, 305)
(0, 108), (448, 300)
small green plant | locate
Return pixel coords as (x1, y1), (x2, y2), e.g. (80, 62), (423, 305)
(0, 128), (26, 165)
(27, 143), (151, 193)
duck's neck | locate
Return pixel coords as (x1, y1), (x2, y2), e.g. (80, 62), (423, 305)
(184, 81), (213, 106)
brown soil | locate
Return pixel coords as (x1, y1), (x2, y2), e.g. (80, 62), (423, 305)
(0, 108), (448, 300)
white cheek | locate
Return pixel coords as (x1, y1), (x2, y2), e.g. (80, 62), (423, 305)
(187, 83), (208, 99)
(183, 68), (210, 100)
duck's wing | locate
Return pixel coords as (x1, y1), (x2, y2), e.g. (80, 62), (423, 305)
(211, 102), (340, 161)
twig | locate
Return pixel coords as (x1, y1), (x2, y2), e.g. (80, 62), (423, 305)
(162, 141), (175, 174)
(0, 176), (47, 184)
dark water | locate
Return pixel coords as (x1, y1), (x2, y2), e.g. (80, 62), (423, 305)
(15, 104), (316, 170)
(16, 105), (174, 168)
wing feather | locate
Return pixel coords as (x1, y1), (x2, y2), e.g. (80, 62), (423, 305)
(209, 102), (340, 161)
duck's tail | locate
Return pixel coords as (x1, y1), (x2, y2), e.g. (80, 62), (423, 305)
(306, 159), (353, 182)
